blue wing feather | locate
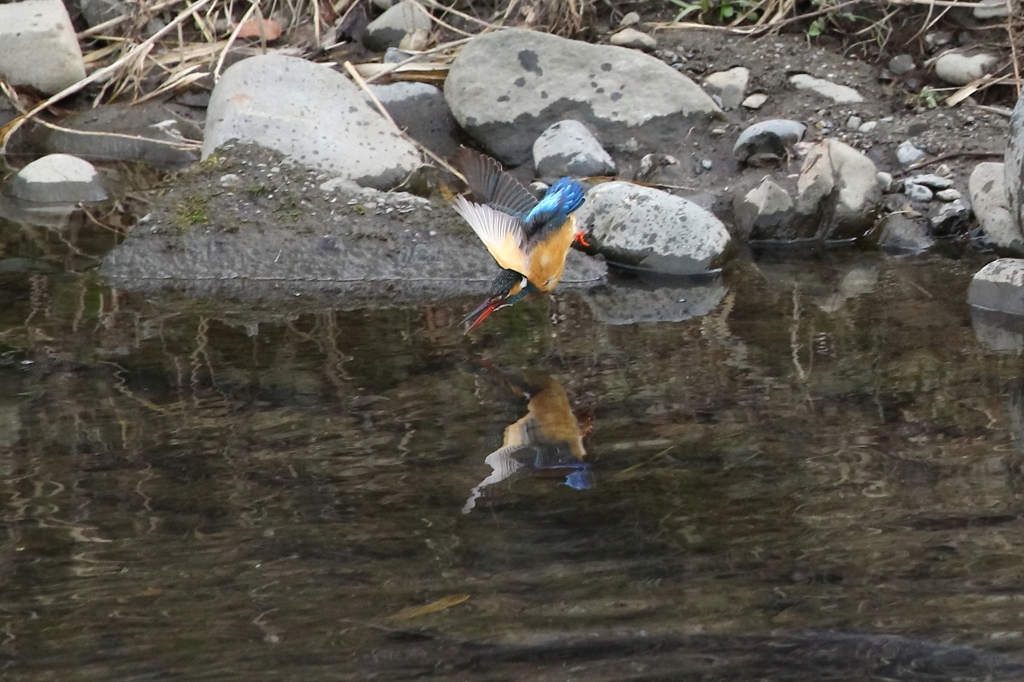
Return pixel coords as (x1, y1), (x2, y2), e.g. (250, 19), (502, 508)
(524, 177), (585, 238)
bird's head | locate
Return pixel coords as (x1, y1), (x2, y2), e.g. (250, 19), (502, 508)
(462, 269), (536, 332)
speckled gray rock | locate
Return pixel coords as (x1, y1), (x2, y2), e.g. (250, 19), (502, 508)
(733, 119), (806, 166)
(970, 162), (1022, 252)
(704, 67), (749, 110)
(362, 0), (432, 51)
(0, 0), (86, 94)
(733, 177), (794, 240)
(203, 54), (422, 190)
(368, 82), (459, 158)
(583, 276), (728, 324)
(44, 103), (200, 168)
(608, 28), (657, 51)
(1006, 95), (1024, 245)
(3, 154), (106, 203)
(574, 181), (731, 274)
(969, 259), (1024, 315)
(934, 51), (998, 86)
(532, 120), (615, 177)
(905, 182), (933, 201)
(788, 74), (863, 103)
(444, 29), (721, 165)
(794, 139), (882, 240)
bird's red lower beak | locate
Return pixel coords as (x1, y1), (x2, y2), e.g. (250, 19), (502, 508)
(461, 298), (501, 333)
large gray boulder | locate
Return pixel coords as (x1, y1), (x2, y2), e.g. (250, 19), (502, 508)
(970, 162), (1022, 252)
(203, 54), (422, 190)
(575, 182), (731, 274)
(368, 82), (460, 159)
(444, 29), (721, 165)
(1005, 94), (1024, 243)
(0, 0), (85, 94)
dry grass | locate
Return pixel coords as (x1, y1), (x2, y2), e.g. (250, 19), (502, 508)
(0, 0), (1021, 155)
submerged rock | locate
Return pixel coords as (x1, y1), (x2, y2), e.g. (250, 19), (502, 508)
(444, 28), (721, 165)
(574, 181), (731, 274)
(733, 177), (794, 240)
(204, 54), (422, 190)
(582, 274), (728, 325)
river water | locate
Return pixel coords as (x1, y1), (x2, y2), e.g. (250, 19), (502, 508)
(3, 203), (1024, 681)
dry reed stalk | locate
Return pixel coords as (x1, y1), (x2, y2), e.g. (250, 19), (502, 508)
(214, 0), (259, 81)
(0, 0), (218, 155)
(1005, 0), (1021, 98)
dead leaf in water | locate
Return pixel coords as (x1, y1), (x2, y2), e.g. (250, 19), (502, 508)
(388, 594), (470, 621)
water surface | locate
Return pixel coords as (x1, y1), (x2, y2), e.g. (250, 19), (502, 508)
(2, 210), (1024, 680)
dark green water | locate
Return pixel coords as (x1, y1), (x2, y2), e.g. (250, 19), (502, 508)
(3, 209), (1024, 680)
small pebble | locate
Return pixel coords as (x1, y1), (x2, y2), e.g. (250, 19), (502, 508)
(740, 93), (766, 109)
(701, 159), (713, 170)
(936, 188), (962, 201)
(858, 121), (877, 134)
(897, 140), (927, 166)
(876, 172), (893, 192)
(846, 115), (863, 131)
(619, 11), (640, 27)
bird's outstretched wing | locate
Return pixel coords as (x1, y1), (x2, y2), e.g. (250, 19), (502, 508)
(451, 195), (529, 275)
(453, 148), (537, 220)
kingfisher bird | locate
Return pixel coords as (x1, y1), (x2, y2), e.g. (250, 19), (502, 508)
(448, 148), (588, 331)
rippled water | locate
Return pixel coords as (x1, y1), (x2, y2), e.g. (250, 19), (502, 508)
(3, 206), (1024, 681)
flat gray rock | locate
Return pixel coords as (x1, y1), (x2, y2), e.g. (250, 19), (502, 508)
(100, 143), (605, 306)
(788, 74), (863, 103)
(44, 103), (200, 168)
(969, 259), (1024, 315)
(0, 0), (85, 94)
(575, 181), (731, 274)
(1005, 95), (1024, 243)
(203, 54), (422, 190)
(583, 276), (727, 325)
(3, 153), (106, 203)
(533, 120), (615, 177)
(444, 29), (721, 165)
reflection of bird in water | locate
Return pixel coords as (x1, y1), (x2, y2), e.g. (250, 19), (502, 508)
(463, 370), (593, 514)
(447, 148), (588, 332)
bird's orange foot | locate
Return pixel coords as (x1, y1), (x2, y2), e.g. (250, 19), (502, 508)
(574, 232), (590, 247)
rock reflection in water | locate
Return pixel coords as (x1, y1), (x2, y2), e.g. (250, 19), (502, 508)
(464, 368), (592, 513)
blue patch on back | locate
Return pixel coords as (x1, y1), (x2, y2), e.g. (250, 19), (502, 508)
(524, 178), (585, 232)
